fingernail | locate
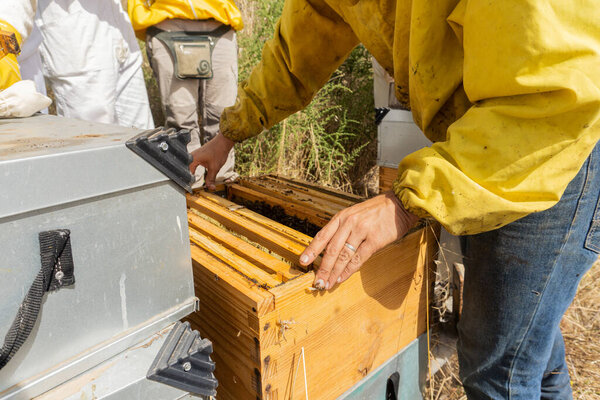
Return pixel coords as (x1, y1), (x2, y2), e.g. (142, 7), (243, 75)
(325, 281), (330, 290)
(337, 277), (341, 283)
(300, 254), (309, 264)
(314, 279), (324, 290)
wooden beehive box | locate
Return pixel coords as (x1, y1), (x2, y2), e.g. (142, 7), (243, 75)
(185, 176), (437, 400)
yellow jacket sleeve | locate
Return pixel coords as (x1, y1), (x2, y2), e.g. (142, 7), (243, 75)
(0, 21), (23, 90)
(394, 0), (600, 235)
(220, 0), (360, 142)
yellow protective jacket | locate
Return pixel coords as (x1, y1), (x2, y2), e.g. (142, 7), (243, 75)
(128, 0), (243, 40)
(220, 0), (600, 235)
(0, 21), (22, 90)
(0, 0), (36, 89)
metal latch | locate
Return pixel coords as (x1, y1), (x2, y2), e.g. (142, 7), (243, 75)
(147, 321), (218, 397)
(126, 127), (195, 193)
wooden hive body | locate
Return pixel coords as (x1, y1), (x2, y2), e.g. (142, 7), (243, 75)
(185, 176), (437, 400)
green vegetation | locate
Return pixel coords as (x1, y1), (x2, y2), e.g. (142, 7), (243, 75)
(141, 0), (377, 194)
(235, 0), (376, 194)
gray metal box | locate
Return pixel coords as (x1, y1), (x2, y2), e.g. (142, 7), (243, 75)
(0, 115), (196, 399)
(377, 110), (432, 168)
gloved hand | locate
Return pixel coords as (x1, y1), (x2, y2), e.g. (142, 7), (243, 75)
(0, 80), (52, 118)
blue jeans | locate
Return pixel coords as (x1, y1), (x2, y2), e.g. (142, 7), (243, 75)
(457, 140), (600, 399)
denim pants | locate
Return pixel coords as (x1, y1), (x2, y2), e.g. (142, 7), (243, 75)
(457, 140), (600, 399)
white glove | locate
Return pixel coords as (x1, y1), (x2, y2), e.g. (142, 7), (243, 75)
(0, 80), (52, 118)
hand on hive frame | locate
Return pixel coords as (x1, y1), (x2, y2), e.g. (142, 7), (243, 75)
(0, 80), (51, 118)
(189, 132), (235, 190)
(299, 191), (419, 290)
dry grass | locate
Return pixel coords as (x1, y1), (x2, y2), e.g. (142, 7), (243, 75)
(427, 259), (600, 400)
(562, 260), (600, 399)
(427, 351), (465, 400)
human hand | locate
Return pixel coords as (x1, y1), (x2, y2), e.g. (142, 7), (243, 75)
(189, 132), (235, 190)
(299, 191), (419, 290)
(0, 80), (51, 118)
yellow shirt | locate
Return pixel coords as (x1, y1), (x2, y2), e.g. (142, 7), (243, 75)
(220, 0), (600, 235)
(128, 0), (243, 40)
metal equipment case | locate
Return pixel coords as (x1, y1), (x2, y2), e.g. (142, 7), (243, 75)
(0, 115), (196, 399)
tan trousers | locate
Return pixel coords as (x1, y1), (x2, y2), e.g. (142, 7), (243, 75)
(146, 19), (238, 188)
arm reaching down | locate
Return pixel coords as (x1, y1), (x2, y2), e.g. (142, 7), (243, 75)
(192, 0), (359, 184)
(219, 0), (360, 142)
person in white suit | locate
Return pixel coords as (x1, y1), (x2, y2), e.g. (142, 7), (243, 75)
(18, 22), (47, 112)
(1, 0), (154, 130)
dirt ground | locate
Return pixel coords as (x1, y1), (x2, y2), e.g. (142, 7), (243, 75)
(427, 259), (600, 400)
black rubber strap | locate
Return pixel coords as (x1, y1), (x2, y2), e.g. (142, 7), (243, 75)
(147, 23), (232, 40)
(0, 230), (75, 370)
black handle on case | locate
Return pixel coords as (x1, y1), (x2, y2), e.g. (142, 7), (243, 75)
(0, 229), (75, 370)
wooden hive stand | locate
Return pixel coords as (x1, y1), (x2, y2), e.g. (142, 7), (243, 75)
(185, 175), (438, 400)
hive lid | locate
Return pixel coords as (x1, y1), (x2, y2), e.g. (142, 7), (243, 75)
(0, 115), (174, 219)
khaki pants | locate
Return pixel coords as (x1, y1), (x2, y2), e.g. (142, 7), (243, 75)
(146, 19), (238, 188)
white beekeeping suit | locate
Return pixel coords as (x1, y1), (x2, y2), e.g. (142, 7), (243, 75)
(35, 0), (154, 129)
(19, 23), (47, 109)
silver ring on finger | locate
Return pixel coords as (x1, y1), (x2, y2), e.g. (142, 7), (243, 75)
(344, 242), (357, 252)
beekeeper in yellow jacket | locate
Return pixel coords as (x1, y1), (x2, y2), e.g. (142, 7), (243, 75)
(129, 0), (243, 188)
(190, 0), (600, 398)
(0, 0), (51, 118)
